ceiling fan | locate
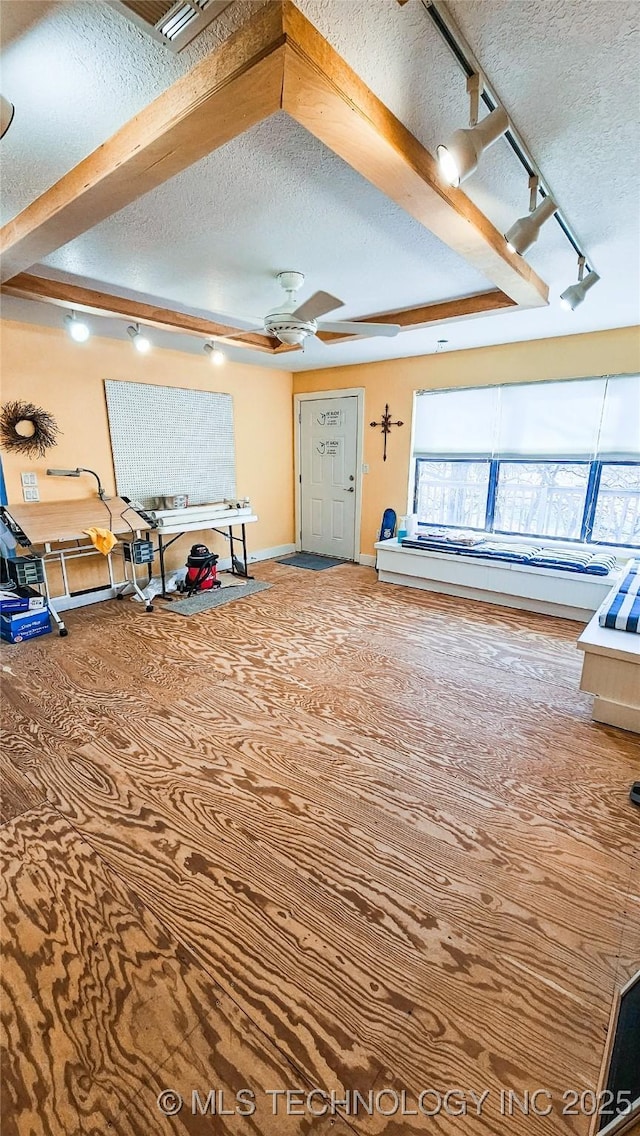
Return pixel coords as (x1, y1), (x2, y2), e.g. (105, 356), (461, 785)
(225, 271), (400, 347)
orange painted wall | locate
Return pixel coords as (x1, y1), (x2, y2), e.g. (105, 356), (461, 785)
(0, 319), (294, 579)
(3, 320), (639, 575)
(293, 326), (640, 558)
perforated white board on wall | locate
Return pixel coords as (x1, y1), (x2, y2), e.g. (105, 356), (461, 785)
(104, 380), (236, 507)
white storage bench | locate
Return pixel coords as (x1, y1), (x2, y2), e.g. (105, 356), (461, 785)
(578, 560), (640, 734)
(374, 538), (615, 622)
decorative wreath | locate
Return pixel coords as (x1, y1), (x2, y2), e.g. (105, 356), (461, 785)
(0, 400), (61, 458)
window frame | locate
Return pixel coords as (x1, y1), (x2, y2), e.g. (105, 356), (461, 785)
(412, 457), (493, 533)
(413, 456), (640, 549)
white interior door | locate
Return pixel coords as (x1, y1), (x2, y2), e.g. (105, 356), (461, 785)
(300, 395), (358, 560)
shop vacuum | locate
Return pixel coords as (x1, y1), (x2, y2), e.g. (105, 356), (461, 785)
(178, 544), (221, 597)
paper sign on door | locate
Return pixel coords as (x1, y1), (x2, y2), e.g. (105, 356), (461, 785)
(316, 440), (341, 455)
(317, 410), (342, 426)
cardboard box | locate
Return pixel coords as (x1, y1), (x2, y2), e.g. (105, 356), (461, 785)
(0, 586), (46, 614)
(0, 606), (51, 644)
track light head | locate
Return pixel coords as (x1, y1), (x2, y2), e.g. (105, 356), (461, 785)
(560, 270), (600, 312)
(0, 94), (15, 139)
(437, 106), (509, 187)
(204, 341), (226, 366)
(505, 195), (556, 256)
(127, 323), (151, 353)
(65, 312), (90, 343)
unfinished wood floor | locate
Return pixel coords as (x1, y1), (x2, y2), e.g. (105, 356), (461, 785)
(1, 561), (639, 1136)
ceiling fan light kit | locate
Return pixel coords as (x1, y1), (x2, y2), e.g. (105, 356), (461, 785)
(231, 271), (401, 348)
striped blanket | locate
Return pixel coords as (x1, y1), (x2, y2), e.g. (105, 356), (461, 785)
(598, 559), (640, 634)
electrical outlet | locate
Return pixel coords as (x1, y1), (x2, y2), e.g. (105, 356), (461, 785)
(22, 486), (40, 502)
(362, 463), (370, 474)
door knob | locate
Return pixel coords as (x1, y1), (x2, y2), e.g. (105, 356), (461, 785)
(344, 487), (354, 493)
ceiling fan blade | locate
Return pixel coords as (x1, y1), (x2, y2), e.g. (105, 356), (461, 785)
(318, 320), (400, 338)
(292, 291), (344, 321)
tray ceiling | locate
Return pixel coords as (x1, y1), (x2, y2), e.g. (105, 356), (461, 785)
(38, 114), (493, 320)
(1, 0), (638, 370)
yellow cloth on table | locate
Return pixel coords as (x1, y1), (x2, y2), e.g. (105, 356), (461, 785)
(83, 527), (118, 556)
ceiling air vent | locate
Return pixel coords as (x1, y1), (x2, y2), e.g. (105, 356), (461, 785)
(109, 0), (234, 52)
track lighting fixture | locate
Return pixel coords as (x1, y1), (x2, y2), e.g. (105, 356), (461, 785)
(560, 268), (600, 312)
(505, 194), (556, 256)
(409, 6), (600, 308)
(127, 323), (151, 353)
(437, 105), (509, 188)
(65, 312), (90, 343)
(0, 94), (14, 139)
(204, 341), (225, 366)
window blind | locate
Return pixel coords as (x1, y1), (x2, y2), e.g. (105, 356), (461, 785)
(414, 375), (640, 460)
(413, 385), (499, 457)
(496, 378), (606, 458)
(598, 376), (640, 459)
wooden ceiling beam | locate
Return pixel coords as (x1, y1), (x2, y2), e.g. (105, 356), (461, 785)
(315, 289), (516, 342)
(1, 273), (281, 352)
(2, 272), (514, 354)
(280, 2), (548, 310)
(0, 3), (287, 282)
(0, 0), (550, 322)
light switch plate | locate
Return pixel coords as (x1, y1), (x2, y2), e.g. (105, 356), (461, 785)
(21, 472), (38, 487)
(22, 486), (40, 502)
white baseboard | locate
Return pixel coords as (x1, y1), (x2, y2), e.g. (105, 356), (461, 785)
(201, 543), (296, 571)
(250, 543), (296, 563)
(359, 553), (376, 567)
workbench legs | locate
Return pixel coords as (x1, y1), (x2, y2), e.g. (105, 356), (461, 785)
(154, 523), (254, 599)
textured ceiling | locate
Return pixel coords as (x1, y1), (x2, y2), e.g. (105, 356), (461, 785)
(38, 114), (491, 319)
(1, 0), (639, 371)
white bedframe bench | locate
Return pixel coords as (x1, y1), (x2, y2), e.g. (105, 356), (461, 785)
(374, 538), (614, 622)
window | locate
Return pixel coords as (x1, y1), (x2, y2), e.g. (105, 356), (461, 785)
(414, 460), (490, 529)
(591, 464), (640, 546)
(412, 375), (640, 548)
(493, 462), (590, 541)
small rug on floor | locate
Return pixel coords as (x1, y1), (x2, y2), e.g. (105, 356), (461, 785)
(166, 579), (270, 616)
(277, 553), (349, 570)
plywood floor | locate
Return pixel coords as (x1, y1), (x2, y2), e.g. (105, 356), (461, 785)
(1, 561), (639, 1136)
